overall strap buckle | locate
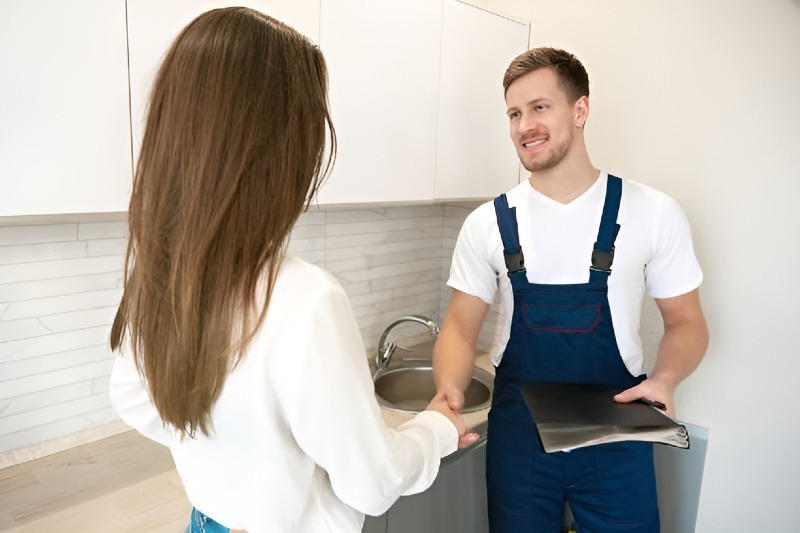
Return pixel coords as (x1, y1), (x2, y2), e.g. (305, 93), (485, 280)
(504, 252), (526, 273)
(494, 194), (527, 275)
(589, 175), (623, 280)
(590, 245), (615, 272)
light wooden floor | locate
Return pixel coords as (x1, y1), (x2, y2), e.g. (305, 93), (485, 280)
(0, 431), (190, 532)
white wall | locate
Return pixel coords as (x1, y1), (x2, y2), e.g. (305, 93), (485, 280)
(467, 0), (800, 529)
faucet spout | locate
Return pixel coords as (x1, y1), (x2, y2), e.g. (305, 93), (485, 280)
(375, 315), (439, 374)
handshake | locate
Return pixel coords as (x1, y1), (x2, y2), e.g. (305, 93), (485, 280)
(425, 387), (481, 449)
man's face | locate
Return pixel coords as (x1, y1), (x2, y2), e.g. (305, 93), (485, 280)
(505, 68), (583, 173)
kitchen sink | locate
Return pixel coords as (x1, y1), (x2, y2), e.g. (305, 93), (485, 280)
(374, 364), (494, 414)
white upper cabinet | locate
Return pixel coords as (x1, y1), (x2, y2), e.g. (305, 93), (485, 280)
(0, 0), (132, 216)
(126, 0), (320, 171)
(434, 0), (529, 200)
(316, 0), (442, 205)
(2, 1), (529, 216)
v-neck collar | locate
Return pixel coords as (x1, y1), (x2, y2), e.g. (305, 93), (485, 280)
(525, 172), (607, 208)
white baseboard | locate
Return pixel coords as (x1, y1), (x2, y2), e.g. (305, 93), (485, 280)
(0, 421), (132, 469)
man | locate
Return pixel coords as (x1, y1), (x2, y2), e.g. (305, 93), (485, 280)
(433, 47), (709, 532)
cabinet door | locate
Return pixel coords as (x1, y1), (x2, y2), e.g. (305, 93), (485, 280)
(127, 0), (320, 170)
(0, 0), (132, 216)
(316, 0), (442, 205)
(434, 0), (529, 200)
(386, 441), (488, 533)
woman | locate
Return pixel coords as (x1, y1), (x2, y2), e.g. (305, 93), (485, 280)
(109, 8), (469, 533)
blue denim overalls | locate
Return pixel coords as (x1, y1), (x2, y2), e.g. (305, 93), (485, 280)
(485, 175), (660, 532)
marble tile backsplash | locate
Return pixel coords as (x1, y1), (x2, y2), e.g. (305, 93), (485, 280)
(0, 202), (498, 455)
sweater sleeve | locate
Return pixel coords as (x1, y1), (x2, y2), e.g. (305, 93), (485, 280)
(108, 343), (169, 446)
(275, 277), (458, 517)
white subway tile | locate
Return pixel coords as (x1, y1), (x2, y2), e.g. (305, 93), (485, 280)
(287, 237), (325, 254)
(0, 379), (109, 418)
(441, 236), (457, 251)
(0, 272), (123, 303)
(352, 292), (440, 322)
(368, 269), (441, 293)
(86, 238), (128, 257)
(65, 357), (115, 382)
(290, 224), (326, 240)
(338, 280), (371, 298)
(0, 406), (118, 453)
(355, 302), (440, 331)
(324, 237), (442, 262)
(442, 224), (461, 238)
(38, 307), (118, 333)
(0, 241), (88, 266)
(295, 211), (326, 226)
(0, 255), (124, 284)
(0, 359), (112, 400)
(443, 201), (483, 211)
(325, 226), (442, 250)
(0, 391), (112, 434)
(325, 216), (443, 237)
(325, 249), (441, 275)
(2, 288), (122, 320)
(0, 303), (6, 320)
(332, 258), (441, 284)
(322, 209), (388, 224)
(0, 326), (111, 363)
(443, 204), (479, 217)
(0, 344), (111, 381)
(0, 224), (77, 246)
(77, 221), (128, 240)
(325, 206), (442, 223)
(440, 257), (452, 272)
(443, 217), (468, 231)
(0, 318), (52, 343)
(292, 250), (325, 266)
(348, 280), (442, 308)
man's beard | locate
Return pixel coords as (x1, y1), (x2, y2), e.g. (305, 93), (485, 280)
(520, 132), (572, 172)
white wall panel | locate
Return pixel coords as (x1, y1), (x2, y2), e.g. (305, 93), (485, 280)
(0, 0), (132, 216)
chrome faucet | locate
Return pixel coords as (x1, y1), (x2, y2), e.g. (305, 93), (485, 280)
(375, 314), (440, 374)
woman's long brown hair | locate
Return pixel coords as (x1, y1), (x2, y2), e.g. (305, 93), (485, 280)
(110, 7), (335, 438)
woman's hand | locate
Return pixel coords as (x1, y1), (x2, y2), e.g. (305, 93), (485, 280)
(425, 392), (480, 448)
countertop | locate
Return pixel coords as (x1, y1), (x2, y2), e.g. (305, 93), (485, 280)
(371, 340), (494, 462)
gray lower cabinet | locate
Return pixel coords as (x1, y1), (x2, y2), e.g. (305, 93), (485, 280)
(362, 511), (388, 533)
(362, 440), (488, 533)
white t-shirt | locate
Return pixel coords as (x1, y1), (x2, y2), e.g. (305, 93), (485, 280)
(110, 254), (457, 533)
(448, 173), (703, 375)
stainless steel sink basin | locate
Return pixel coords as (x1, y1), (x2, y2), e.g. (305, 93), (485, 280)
(374, 365), (494, 414)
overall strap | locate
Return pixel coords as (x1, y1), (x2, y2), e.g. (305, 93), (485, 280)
(589, 175), (623, 284)
(493, 194), (526, 274)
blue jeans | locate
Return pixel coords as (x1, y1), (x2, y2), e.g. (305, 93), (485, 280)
(184, 508), (230, 533)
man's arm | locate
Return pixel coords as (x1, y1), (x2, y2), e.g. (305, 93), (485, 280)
(433, 289), (490, 412)
(614, 288), (709, 417)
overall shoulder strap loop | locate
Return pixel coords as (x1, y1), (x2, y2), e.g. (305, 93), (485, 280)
(493, 194), (526, 274)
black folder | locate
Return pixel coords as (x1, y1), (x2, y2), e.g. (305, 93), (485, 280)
(520, 383), (690, 453)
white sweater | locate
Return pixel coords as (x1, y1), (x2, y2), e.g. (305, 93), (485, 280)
(109, 254), (457, 533)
